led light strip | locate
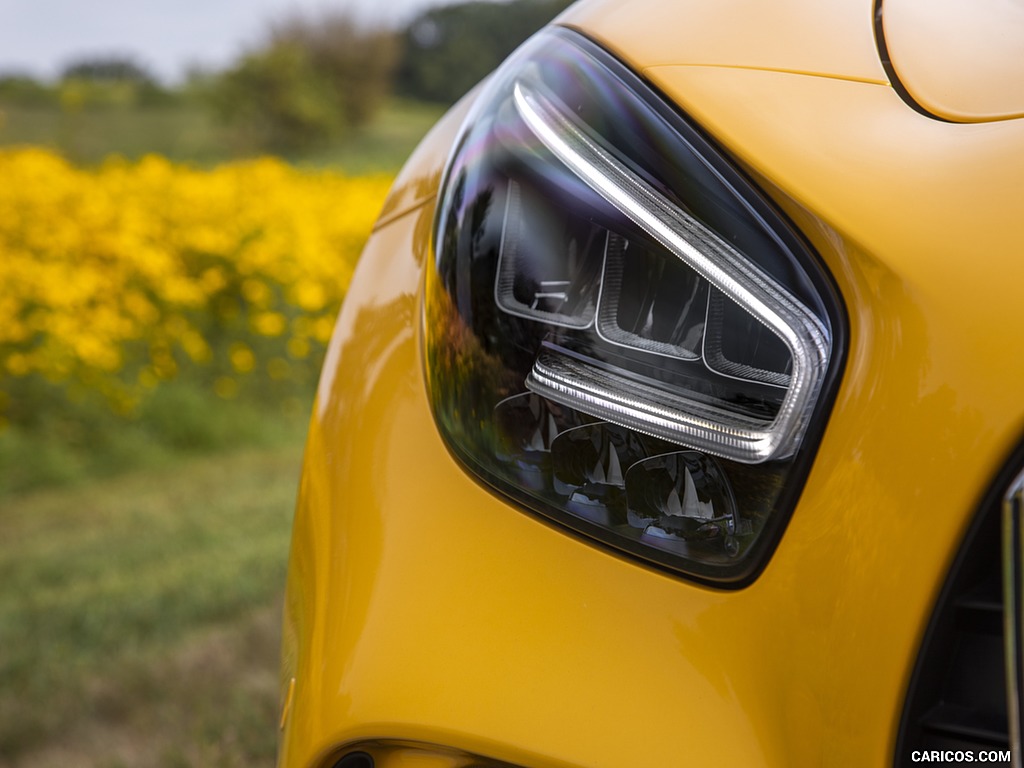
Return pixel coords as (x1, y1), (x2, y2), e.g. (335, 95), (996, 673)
(530, 348), (772, 453)
(513, 79), (830, 463)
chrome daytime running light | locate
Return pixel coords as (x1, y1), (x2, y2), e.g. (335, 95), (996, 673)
(513, 80), (830, 463)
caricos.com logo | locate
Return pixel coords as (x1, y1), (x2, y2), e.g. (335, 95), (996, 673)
(910, 751), (1011, 764)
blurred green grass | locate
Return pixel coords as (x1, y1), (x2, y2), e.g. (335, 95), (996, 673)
(0, 443), (302, 766)
(301, 98), (446, 172)
(0, 103), (229, 165)
(0, 380), (311, 498)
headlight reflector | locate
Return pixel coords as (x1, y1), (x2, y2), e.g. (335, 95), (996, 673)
(425, 29), (844, 583)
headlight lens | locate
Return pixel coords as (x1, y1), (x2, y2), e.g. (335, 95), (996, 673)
(425, 29), (844, 583)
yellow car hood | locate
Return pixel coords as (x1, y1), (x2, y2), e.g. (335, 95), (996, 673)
(559, 0), (886, 84)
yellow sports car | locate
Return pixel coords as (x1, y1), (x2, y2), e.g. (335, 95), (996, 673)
(278, 0), (1024, 765)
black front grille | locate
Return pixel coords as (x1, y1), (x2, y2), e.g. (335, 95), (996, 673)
(897, 481), (1010, 762)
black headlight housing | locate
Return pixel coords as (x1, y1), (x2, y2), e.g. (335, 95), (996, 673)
(424, 28), (846, 585)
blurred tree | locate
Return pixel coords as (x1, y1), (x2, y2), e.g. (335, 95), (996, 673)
(0, 73), (53, 107)
(269, 13), (398, 128)
(397, 0), (575, 105)
(58, 56), (174, 107)
(214, 11), (398, 154)
(215, 42), (338, 153)
(60, 57), (156, 84)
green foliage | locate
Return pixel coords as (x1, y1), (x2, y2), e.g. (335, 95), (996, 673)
(213, 10), (398, 154)
(269, 12), (399, 128)
(56, 78), (179, 111)
(397, 0), (576, 104)
(0, 74), (54, 108)
(60, 56), (157, 84)
(0, 62), (176, 114)
(0, 97), (436, 169)
(215, 40), (341, 153)
(55, 56), (177, 110)
(0, 379), (307, 498)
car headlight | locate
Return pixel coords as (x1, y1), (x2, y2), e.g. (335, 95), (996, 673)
(424, 28), (845, 584)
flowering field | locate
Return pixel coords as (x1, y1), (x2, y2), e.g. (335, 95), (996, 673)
(0, 148), (393, 492)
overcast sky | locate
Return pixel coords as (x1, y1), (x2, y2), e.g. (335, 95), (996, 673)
(0, 0), (467, 82)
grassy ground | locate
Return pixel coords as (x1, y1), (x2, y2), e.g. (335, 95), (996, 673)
(0, 442), (304, 767)
(0, 98), (446, 171)
(0, 380), (312, 499)
(301, 98), (446, 173)
(0, 103), (228, 166)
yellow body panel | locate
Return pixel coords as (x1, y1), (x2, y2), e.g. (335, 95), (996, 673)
(280, 1), (1024, 765)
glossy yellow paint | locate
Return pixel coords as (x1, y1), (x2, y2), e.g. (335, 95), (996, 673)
(557, 0), (886, 83)
(280, 1), (1024, 766)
